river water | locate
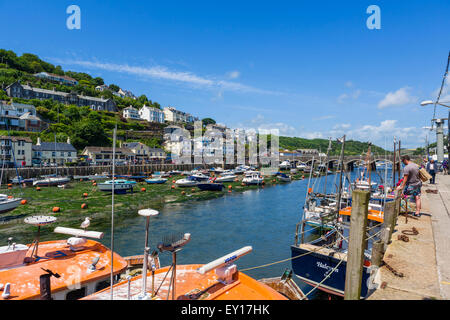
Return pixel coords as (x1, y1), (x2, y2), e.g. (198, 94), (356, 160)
(100, 167), (394, 299)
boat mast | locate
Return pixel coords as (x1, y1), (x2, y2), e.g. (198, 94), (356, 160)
(110, 126), (117, 300)
(335, 135), (346, 220)
(323, 138), (332, 195)
(367, 143), (372, 191)
(54, 133), (58, 176)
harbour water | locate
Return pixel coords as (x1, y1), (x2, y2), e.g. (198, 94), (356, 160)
(99, 168), (393, 299)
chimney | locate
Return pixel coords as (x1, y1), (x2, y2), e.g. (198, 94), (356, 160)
(67, 136), (71, 145)
(36, 137), (41, 146)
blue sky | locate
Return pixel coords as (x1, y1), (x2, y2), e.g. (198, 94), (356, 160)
(1, 0), (450, 149)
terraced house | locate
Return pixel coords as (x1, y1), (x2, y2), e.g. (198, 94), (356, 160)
(5, 81), (117, 112)
(123, 142), (166, 162)
(0, 101), (46, 132)
(0, 136), (32, 167)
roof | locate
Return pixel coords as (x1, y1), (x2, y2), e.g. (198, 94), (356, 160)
(7, 82), (112, 103)
(34, 72), (77, 82)
(0, 136), (32, 143)
(123, 142), (143, 148)
(149, 148), (165, 153)
(34, 142), (76, 152)
(83, 146), (134, 155)
(19, 112), (41, 121)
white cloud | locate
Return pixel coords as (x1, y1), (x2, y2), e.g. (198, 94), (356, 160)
(378, 87), (417, 109)
(50, 59), (279, 95)
(337, 89), (361, 103)
(345, 81), (353, 88)
(226, 70), (240, 79)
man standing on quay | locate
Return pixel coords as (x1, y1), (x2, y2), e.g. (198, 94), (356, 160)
(397, 155), (422, 217)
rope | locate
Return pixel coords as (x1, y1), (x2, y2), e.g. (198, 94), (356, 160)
(240, 235), (347, 272)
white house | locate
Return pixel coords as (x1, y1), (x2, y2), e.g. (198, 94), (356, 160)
(122, 106), (141, 120)
(0, 136), (32, 167)
(139, 105), (164, 123)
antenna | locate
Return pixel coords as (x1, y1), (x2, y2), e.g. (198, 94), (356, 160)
(157, 233), (191, 300)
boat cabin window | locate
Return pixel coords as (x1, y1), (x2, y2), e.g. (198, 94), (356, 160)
(95, 280), (110, 292)
(66, 287), (87, 300)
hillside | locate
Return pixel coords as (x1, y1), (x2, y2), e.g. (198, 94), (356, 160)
(277, 136), (388, 156)
(1, 49), (388, 156)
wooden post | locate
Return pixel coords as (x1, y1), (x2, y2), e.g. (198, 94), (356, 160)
(382, 200), (396, 251)
(344, 189), (370, 300)
(370, 240), (385, 267)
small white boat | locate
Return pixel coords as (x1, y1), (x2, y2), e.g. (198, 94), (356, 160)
(97, 179), (134, 193)
(214, 173), (238, 183)
(175, 176), (200, 187)
(191, 173), (210, 181)
(145, 177), (168, 184)
(33, 177), (70, 186)
(11, 176), (35, 185)
(279, 160), (291, 170)
(242, 171), (264, 185)
(296, 163), (307, 171)
(0, 194), (22, 214)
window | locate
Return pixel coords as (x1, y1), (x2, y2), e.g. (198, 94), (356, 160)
(52, 152), (56, 157)
(66, 287), (86, 300)
(68, 152), (71, 157)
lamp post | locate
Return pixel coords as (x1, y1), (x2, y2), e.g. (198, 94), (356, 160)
(420, 100), (449, 163)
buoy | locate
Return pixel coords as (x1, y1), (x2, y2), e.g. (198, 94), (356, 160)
(7, 195), (13, 199)
(272, 179), (276, 183)
(172, 180), (175, 183)
(83, 193), (88, 198)
(171, 185), (175, 189)
(228, 185), (232, 189)
(36, 187), (41, 191)
(181, 191), (186, 195)
(262, 180), (265, 185)
(52, 207), (60, 213)
(81, 203), (88, 209)
(234, 178), (239, 182)
(228, 189), (232, 193)
(7, 183), (12, 187)
(308, 187), (313, 194)
(241, 182), (245, 186)
(191, 188), (196, 192)
(21, 199), (27, 205)
(93, 182), (97, 186)
(141, 187), (146, 192)
(79, 179), (83, 182)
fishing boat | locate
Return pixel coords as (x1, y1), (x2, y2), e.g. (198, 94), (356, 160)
(296, 163), (307, 171)
(97, 179), (135, 194)
(0, 194), (22, 214)
(214, 172), (237, 182)
(291, 206), (384, 299)
(0, 216), (127, 300)
(168, 170), (182, 175)
(277, 172), (291, 182)
(115, 174), (147, 182)
(145, 177), (168, 184)
(197, 182), (224, 191)
(242, 171), (263, 185)
(33, 176), (70, 187)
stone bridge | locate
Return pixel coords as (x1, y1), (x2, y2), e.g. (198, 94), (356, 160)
(279, 155), (422, 171)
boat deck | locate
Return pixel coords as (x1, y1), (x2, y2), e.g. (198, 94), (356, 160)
(83, 264), (287, 300)
(0, 240), (127, 300)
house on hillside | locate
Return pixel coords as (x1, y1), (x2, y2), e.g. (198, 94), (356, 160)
(6, 82), (117, 112)
(163, 106), (198, 123)
(122, 106), (141, 120)
(34, 72), (78, 86)
(0, 101), (46, 132)
(139, 105), (165, 123)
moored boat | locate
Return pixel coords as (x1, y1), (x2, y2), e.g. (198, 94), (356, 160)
(197, 182), (224, 191)
(0, 216), (127, 300)
(33, 176), (70, 187)
(0, 194), (22, 214)
(145, 177), (168, 184)
(97, 179), (135, 194)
